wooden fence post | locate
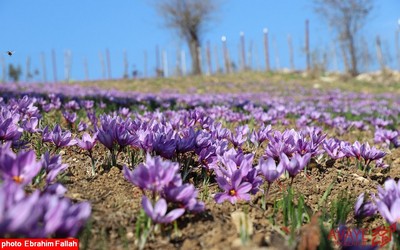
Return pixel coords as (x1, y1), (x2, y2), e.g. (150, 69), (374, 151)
(222, 36), (230, 74)
(273, 37), (280, 70)
(240, 32), (246, 71)
(287, 34), (294, 71)
(41, 52), (47, 83)
(263, 28), (270, 72)
(248, 40), (253, 71)
(26, 56), (31, 82)
(162, 49), (168, 77)
(52, 49), (57, 83)
(83, 57), (89, 81)
(206, 41), (212, 75)
(64, 50), (72, 83)
(123, 50), (129, 79)
(375, 36), (386, 72)
(305, 19), (310, 72)
(143, 50), (148, 78)
(106, 48), (112, 79)
(214, 45), (220, 74)
(99, 52), (106, 80)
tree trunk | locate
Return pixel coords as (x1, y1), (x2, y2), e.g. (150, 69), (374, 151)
(189, 38), (202, 75)
(340, 43), (349, 74)
(348, 34), (358, 76)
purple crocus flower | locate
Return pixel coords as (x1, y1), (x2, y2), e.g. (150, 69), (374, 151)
(152, 132), (177, 159)
(41, 152), (69, 184)
(164, 183), (205, 212)
(41, 194), (92, 237)
(195, 130), (212, 149)
(0, 118), (22, 142)
(376, 198), (400, 225)
(50, 125), (76, 148)
(0, 181), (89, 238)
(41, 126), (53, 143)
(96, 116), (116, 150)
(81, 100), (94, 110)
(229, 125), (249, 148)
(64, 100), (80, 111)
(258, 157), (285, 184)
(114, 124), (139, 149)
(374, 128), (399, 148)
(214, 169), (252, 204)
(77, 121), (88, 132)
(0, 189), (42, 236)
(21, 117), (39, 133)
(250, 124), (272, 146)
(176, 128), (197, 153)
(123, 154), (179, 192)
(373, 179), (400, 225)
(354, 193), (377, 220)
(44, 183), (68, 196)
(216, 148), (253, 178)
(86, 110), (98, 127)
(0, 148), (42, 185)
(323, 138), (346, 160)
(359, 142), (386, 163)
(280, 152), (311, 183)
(141, 196), (185, 224)
(342, 141), (362, 160)
(62, 111), (77, 125)
(76, 132), (97, 152)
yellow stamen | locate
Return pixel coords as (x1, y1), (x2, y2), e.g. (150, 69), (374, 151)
(229, 189), (236, 196)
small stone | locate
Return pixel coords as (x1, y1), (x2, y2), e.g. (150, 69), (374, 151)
(126, 231), (134, 239)
(352, 173), (369, 183)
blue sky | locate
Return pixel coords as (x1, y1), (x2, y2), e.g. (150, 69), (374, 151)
(0, 0), (399, 82)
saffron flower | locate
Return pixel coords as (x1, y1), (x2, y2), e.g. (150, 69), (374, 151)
(280, 152), (311, 184)
(123, 154), (179, 192)
(48, 125), (76, 149)
(41, 152), (69, 184)
(0, 146), (42, 185)
(0, 118), (22, 142)
(258, 157), (285, 184)
(354, 193), (377, 220)
(214, 169), (252, 204)
(141, 196), (185, 224)
(76, 132), (97, 152)
(164, 183), (205, 212)
(360, 142), (386, 163)
(373, 179), (400, 225)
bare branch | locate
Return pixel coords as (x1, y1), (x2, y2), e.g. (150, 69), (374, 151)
(313, 0), (375, 76)
(151, 0), (222, 75)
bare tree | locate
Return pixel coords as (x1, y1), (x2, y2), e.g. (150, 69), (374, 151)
(153, 0), (220, 75)
(313, 0), (374, 76)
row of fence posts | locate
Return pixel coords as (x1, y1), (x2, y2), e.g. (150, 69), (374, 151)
(1, 19), (400, 83)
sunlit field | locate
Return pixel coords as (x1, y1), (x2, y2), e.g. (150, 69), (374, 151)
(1, 73), (400, 249)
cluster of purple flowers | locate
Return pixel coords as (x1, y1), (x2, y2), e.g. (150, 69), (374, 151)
(374, 128), (399, 149)
(355, 179), (400, 226)
(0, 182), (91, 237)
(323, 139), (387, 168)
(0, 82), (396, 242)
(0, 141), (91, 237)
(124, 154), (204, 224)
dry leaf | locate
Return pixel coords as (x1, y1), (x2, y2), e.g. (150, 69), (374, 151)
(297, 213), (321, 250)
